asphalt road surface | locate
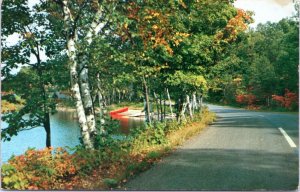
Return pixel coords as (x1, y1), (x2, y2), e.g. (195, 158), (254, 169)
(125, 104), (299, 190)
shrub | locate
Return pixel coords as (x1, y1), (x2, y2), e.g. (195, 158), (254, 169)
(235, 94), (257, 106)
(272, 89), (298, 110)
(2, 147), (77, 190)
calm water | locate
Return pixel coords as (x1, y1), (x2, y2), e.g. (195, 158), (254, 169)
(1, 111), (145, 162)
(112, 115), (145, 134)
(1, 111), (81, 162)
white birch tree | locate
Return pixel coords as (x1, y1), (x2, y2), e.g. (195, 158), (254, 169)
(47, 0), (117, 148)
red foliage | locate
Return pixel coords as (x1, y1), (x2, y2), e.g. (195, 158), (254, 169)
(235, 94), (257, 105)
(2, 147), (78, 190)
(235, 94), (244, 103)
(272, 89), (298, 109)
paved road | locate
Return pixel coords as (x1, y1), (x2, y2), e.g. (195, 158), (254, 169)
(125, 104), (299, 190)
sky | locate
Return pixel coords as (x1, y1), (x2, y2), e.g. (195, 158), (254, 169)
(234, 0), (296, 27)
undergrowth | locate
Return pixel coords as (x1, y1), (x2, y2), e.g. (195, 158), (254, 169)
(1, 107), (215, 190)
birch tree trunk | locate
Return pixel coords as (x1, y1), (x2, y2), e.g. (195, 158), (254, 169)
(142, 76), (151, 124)
(67, 36), (93, 148)
(61, 0), (97, 148)
(78, 5), (106, 136)
(78, 65), (96, 134)
(166, 88), (173, 117)
(186, 95), (193, 119)
(154, 92), (160, 121)
(179, 95), (187, 122)
(192, 92), (198, 112)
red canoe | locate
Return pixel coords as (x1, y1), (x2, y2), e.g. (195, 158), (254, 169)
(109, 107), (129, 115)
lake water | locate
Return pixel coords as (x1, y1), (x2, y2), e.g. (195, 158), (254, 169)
(1, 111), (81, 162)
(1, 111), (145, 162)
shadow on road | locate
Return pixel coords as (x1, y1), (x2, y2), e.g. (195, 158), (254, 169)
(126, 148), (299, 190)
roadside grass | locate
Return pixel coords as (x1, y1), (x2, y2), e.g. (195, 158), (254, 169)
(76, 107), (216, 190)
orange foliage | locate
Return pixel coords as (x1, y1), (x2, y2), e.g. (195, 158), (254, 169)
(215, 9), (252, 43)
(119, 2), (189, 55)
(2, 147), (78, 190)
(1, 100), (17, 113)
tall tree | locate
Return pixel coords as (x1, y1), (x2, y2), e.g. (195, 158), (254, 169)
(1, 0), (64, 147)
(42, 0), (119, 148)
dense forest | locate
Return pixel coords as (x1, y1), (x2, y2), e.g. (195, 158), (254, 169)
(208, 18), (299, 110)
(1, 0), (298, 190)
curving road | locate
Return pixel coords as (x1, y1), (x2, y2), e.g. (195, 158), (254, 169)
(125, 104), (299, 190)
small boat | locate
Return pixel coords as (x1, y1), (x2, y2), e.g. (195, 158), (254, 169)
(109, 107), (129, 115)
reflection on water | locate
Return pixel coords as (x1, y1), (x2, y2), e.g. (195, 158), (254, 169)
(1, 111), (81, 163)
(111, 115), (145, 134)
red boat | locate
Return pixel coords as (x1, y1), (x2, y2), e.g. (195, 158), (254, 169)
(109, 107), (129, 115)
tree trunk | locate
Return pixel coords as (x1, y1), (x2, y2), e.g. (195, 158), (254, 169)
(200, 94), (203, 108)
(78, 64), (96, 134)
(44, 112), (51, 148)
(186, 95), (193, 119)
(62, 0), (94, 149)
(36, 40), (52, 148)
(118, 90), (121, 103)
(68, 37), (93, 149)
(97, 73), (105, 134)
(175, 99), (181, 122)
(160, 93), (163, 122)
(163, 90), (166, 120)
(142, 76), (151, 124)
(267, 96), (270, 107)
(177, 96), (186, 123)
(192, 92), (198, 112)
(181, 101), (187, 122)
(154, 92), (160, 121)
(112, 89), (116, 103)
(166, 88), (173, 117)
(76, 4), (107, 142)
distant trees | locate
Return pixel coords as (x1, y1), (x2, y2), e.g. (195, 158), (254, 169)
(208, 18), (299, 110)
